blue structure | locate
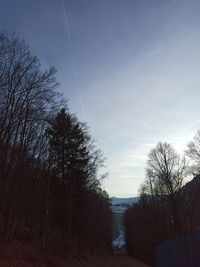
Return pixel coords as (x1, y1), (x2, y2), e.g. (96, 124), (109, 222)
(155, 232), (200, 267)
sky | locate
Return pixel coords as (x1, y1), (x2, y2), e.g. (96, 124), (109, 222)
(1, 0), (200, 197)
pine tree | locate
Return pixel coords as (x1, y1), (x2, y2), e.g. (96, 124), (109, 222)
(46, 109), (100, 250)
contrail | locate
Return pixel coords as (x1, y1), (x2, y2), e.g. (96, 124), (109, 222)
(60, 0), (87, 122)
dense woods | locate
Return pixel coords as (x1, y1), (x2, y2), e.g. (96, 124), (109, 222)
(125, 137), (200, 265)
(0, 32), (112, 254)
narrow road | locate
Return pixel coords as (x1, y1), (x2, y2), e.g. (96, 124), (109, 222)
(76, 254), (150, 267)
(99, 254), (149, 267)
(0, 241), (150, 267)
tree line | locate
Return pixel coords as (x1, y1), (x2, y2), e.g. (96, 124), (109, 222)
(0, 32), (112, 254)
(125, 133), (200, 265)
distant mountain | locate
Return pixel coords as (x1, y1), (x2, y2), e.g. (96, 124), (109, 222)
(111, 197), (139, 206)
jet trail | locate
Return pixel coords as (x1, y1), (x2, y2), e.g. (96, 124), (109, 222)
(60, 0), (87, 122)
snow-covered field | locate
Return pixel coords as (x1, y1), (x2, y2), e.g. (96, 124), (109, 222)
(111, 205), (127, 214)
(111, 197), (139, 250)
(112, 229), (126, 249)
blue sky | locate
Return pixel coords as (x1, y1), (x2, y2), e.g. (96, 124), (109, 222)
(1, 0), (200, 196)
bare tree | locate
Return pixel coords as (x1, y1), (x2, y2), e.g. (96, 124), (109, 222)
(0, 32), (61, 241)
(183, 130), (200, 232)
(147, 142), (186, 235)
(0, 32), (112, 253)
(186, 130), (200, 175)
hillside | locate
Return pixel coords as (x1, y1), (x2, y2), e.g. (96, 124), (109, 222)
(111, 197), (139, 206)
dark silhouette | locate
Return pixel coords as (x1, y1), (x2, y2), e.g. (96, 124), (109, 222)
(0, 32), (112, 255)
(125, 139), (200, 266)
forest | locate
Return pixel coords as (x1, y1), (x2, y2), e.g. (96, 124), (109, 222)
(0, 31), (112, 255)
(125, 138), (200, 266)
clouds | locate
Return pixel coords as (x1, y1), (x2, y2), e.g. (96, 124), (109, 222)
(82, 0), (200, 196)
(1, 0), (200, 196)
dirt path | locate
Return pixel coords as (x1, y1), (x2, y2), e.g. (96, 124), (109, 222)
(99, 254), (149, 267)
(0, 241), (150, 267)
(76, 254), (150, 267)
(0, 255), (149, 267)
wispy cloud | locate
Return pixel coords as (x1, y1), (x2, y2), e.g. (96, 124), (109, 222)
(2, 0), (200, 196)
